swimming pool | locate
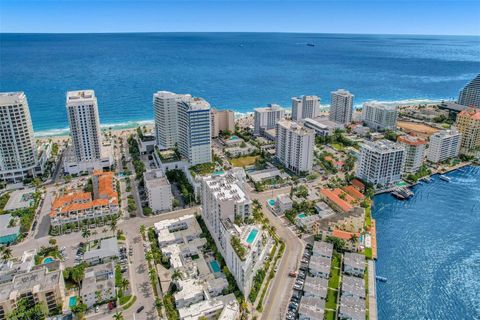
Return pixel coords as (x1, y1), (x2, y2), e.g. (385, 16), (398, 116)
(213, 171), (225, 175)
(297, 213), (306, 219)
(43, 257), (54, 264)
(229, 135), (239, 141)
(246, 228), (259, 244)
(69, 296), (77, 308)
(210, 260), (221, 273)
(268, 199), (275, 206)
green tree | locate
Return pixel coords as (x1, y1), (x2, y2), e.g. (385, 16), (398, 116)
(81, 229), (91, 242)
(110, 216), (118, 236)
(120, 278), (129, 292)
(112, 311), (124, 320)
(1, 247), (12, 261)
(6, 298), (46, 320)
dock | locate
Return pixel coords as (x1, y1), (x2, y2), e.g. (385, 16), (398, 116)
(368, 260), (378, 320)
(371, 219), (377, 259)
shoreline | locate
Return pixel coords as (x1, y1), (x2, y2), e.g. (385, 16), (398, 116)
(33, 97), (447, 138)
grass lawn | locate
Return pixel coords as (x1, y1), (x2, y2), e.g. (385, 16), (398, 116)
(365, 206), (372, 228)
(230, 155), (259, 167)
(325, 310), (336, 320)
(325, 253), (341, 313)
(331, 143), (345, 151)
(364, 247), (373, 259)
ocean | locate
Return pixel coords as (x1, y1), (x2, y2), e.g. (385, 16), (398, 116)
(0, 32), (479, 136)
(373, 166), (480, 320)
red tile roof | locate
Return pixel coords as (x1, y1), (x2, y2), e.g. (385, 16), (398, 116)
(320, 188), (355, 212)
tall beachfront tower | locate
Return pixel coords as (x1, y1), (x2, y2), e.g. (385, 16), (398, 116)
(356, 140), (405, 186)
(291, 95), (320, 121)
(0, 92), (38, 183)
(361, 102), (398, 131)
(275, 119), (315, 174)
(66, 90), (102, 162)
(178, 96), (212, 165)
(153, 91), (186, 149)
(253, 104), (285, 136)
(329, 89), (354, 125)
(211, 109), (235, 138)
(458, 74), (480, 108)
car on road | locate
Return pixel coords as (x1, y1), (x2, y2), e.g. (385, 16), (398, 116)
(136, 306), (145, 313)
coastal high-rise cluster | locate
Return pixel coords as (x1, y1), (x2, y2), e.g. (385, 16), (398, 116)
(329, 89), (354, 125)
(291, 95), (320, 121)
(458, 74), (480, 108)
(153, 91), (212, 165)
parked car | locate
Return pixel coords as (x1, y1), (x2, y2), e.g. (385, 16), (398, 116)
(136, 306), (145, 313)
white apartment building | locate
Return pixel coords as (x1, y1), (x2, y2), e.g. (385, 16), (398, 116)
(253, 104), (285, 136)
(0, 92), (39, 184)
(211, 109), (235, 138)
(397, 135), (427, 173)
(362, 102), (398, 131)
(64, 90), (112, 174)
(153, 91), (212, 165)
(153, 91), (185, 149)
(329, 89), (354, 125)
(201, 170), (271, 296)
(291, 95), (320, 121)
(427, 128), (462, 163)
(144, 169), (173, 212)
(356, 140), (405, 186)
(275, 120), (315, 174)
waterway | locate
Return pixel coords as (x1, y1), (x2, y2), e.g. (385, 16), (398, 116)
(373, 165), (480, 319)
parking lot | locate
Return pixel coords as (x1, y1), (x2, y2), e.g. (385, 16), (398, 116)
(286, 243), (312, 320)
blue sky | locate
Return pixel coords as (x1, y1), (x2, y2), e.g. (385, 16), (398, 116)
(1, 1), (479, 35)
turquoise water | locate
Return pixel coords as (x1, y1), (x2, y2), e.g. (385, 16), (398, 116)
(297, 213), (306, 219)
(43, 257), (54, 264)
(68, 296), (77, 308)
(268, 199), (276, 206)
(246, 228), (259, 244)
(210, 260), (221, 273)
(0, 33), (478, 135)
(229, 135), (239, 141)
(374, 166), (480, 319)
(213, 171), (224, 175)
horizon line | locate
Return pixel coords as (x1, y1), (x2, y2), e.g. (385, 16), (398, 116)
(1, 31), (479, 37)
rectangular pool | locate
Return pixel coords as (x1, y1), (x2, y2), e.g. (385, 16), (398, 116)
(69, 296), (77, 308)
(210, 260), (221, 273)
(246, 228), (259, 244)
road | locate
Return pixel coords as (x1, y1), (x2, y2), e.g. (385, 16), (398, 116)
(246, 186), (305, 320)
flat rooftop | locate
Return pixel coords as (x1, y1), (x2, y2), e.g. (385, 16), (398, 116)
(0, 267), (61, 301)
(0, 92), (26, 105)
(67, 90), (96, 102)
(144, 169), (171, 188)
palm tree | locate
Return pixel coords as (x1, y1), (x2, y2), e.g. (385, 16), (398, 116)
(120, 278), (129, 292)
(112, 311), (124, 320)
(140, 224), (146, 235)
(145, 250), (153, 263)
(171, 269), (182, 281)
(1, 247), (12, 261)
(81, 228), (91, 240)
(95, 290), (102, 304)
(110, 217), (118, 236)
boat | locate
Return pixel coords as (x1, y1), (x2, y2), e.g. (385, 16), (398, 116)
(391, 186), (414, 200)
(422, 176), (432, 183)
(306, 43), (315, 47)
(376, 276), (387, 282)
(439, 175), (451, 182)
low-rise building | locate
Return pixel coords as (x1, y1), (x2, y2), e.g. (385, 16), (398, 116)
(83, 237), (119, 265)
(303, 117), (343, 137)
(0, 265), (65, 318)
(80, 262), (115, 308)
(296, 214), (321, 234)
(303, 276), (328, 300)
(50, 171), (119, 228)
(154, 215), (202, 248)
(144, 169), (173, 212)
(0, 215), (20, 245)
(320, 188), (356, 213)
(298, 296), (325, 320)
(338, 303), (365, 320)
(274, 194), (293, 214)
(341, 275), (365, 299)
(178, 293), (237, 320)
(343, 252), (365, 278)
(174, 279), (205, 308)
(312, 241), (333, 259)
(309, 255), (331, 279)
